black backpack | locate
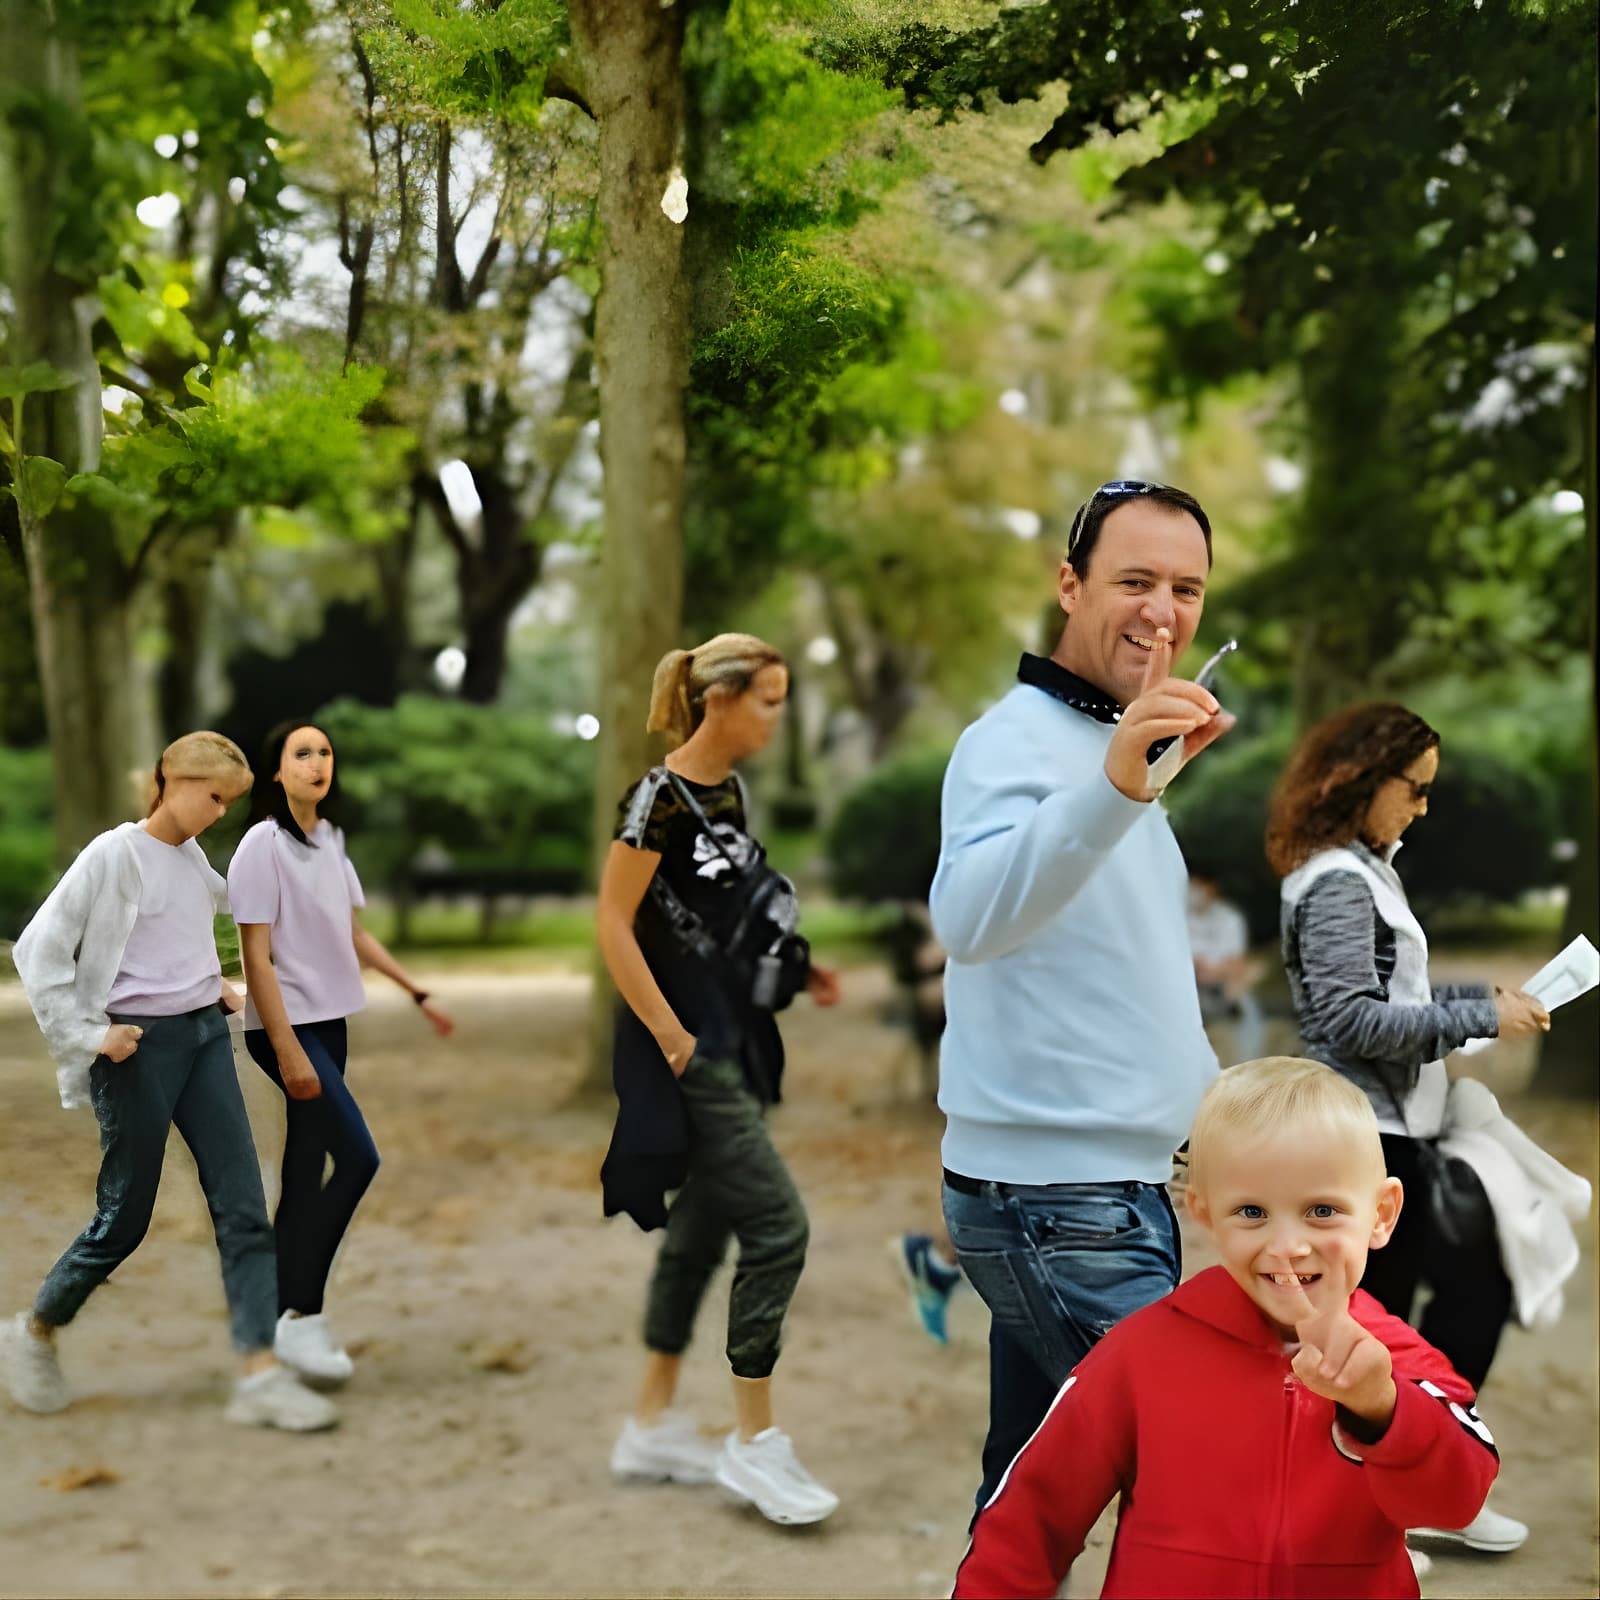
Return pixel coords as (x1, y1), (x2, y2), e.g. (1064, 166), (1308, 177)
(647, 768), (811, 1013)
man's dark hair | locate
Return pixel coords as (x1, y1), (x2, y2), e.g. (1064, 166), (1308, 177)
(1067, 482), (1212, 577)
(249, 718), (345, 847)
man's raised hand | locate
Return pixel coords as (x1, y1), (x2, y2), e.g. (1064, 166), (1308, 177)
(1104, 628), (1235, 801)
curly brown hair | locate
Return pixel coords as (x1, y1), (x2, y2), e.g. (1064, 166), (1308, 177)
(1265, 702), (1440, 877)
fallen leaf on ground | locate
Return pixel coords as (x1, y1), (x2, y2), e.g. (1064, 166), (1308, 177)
(468, 1338), (533, 1374)
(40, 1464), (121, 1491)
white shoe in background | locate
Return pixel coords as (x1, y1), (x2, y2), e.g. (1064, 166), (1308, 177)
(610, 1410), (719, 1483)
(0, 1313), (70, 1413)
(716, 1427), (838, 1525)
(225, 1364), (340, 1431)
(273, 1311), (354, 1387)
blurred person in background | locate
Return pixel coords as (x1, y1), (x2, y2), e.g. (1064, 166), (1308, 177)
(597, 634), (842, 1527)
(930, 480), (1234, 1518)
(1270, 700), (1549, 1558)
(1187, 864), (1266, 1062)
(230, 720), (453, 1392)
(2, 733), (337, 1432)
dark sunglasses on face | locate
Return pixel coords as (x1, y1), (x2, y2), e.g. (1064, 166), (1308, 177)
(1066, 480), (1166, 563)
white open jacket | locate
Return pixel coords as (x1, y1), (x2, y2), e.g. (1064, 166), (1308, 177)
(11, 822), (228, 1110)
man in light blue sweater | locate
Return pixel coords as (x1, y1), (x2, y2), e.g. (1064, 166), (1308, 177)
(931, 480), (1235, 1515)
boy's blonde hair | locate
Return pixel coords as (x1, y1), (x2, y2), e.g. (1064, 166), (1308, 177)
(142, 731), (253, 816)
(645, 632), (786, 748)
(1187, 1057), (1384, 1187)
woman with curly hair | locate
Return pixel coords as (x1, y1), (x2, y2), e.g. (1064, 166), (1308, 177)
(1268, 701), (1547, 1558)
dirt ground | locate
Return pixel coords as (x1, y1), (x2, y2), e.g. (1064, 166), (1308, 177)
(2, 950), (1595, 1599)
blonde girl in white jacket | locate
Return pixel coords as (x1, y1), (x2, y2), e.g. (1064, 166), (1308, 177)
(1, 732), (336, 1431)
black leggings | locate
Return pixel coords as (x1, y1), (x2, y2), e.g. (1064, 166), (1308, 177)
(245, 1020), (379, 1317)
(1360, 1132), (1512, 1391)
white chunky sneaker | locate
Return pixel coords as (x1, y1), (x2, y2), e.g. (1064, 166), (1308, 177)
(0, 1313), (70, 1413)
(610, 1410), (720, 1484)
(224, 1364), (339, 1431)
(716, 1428), (838, 1525)
(1411, 1502), (1529, 1553)
(273, 1311), (354, 1387)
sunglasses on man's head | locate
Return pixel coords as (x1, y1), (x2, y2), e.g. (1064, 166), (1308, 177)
(1066, 480), (1167, 562)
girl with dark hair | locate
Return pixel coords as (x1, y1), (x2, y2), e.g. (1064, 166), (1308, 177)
(597, 634), (842, 1527)
(2, 734), (337, 1431)
(1269, 701), (1548, 1558)
(229, 721), (454, 1387)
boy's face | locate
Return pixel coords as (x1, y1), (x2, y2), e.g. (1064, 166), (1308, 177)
(1186, 1128), (1402, 1338)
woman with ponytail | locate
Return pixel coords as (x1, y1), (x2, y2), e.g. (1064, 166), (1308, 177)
(598, 634), (842, 1526)
(3, 734), (337, 1432)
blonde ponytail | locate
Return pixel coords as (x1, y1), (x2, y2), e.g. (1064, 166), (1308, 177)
(646, 648), (697, 748)
(644, 633), (786, 749)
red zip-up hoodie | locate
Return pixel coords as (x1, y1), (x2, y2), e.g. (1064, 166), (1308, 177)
(954, 1266), (1497, 1599)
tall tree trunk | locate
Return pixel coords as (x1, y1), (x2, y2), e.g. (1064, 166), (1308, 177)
(155, 564), (207, 741)
(1531, 344), (1598, 1096)
(1291, 296), (1408, 726)
(569, 0), (689, 1092)
(0, 512), (47, 746)
(0, 0), (137, 857)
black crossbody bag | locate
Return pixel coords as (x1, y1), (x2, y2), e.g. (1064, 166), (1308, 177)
(647, 769), (811, 1013)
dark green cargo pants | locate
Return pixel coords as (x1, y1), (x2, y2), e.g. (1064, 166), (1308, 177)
(642, 1052), (809, 1380)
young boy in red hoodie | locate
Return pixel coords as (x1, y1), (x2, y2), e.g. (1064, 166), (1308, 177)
(954, 1056), (1497, 1599)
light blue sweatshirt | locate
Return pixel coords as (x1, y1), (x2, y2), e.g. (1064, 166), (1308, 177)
(930, 680), (1217, 1185)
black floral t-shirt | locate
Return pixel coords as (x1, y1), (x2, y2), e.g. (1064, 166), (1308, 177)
(603, 765), (786, 1231)
(614, 768), (754, 949)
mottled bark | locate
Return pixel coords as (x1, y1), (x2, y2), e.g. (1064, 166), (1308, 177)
(1, 0), (137, 855)
(568, 0), (689, 1091)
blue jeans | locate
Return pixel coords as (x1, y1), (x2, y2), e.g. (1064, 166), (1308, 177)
(246, 1020), (379, 1317)
(35, 1006), (278, 1352)
(942, 1175), (1181, 1519)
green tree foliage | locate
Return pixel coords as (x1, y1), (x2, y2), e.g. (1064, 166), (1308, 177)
(829, 0), (1596, 711)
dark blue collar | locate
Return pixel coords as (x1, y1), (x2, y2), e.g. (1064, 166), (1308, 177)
(1016, 653), (1122, 725)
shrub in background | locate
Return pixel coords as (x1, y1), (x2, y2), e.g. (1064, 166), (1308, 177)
(1168, 734), (1563, 943)
(0, 745), (54, 939)
(827, 746), (949, 903)
(314, 696), (595, 891)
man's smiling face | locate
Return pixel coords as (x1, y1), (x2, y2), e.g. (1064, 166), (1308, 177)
(1052, 499), (1210, 705)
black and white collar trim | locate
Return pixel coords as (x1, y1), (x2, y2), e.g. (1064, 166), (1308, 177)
(1016, 653), (1123, 725)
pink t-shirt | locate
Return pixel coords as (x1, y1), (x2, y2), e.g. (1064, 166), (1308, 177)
(228, 818), (367, 1029)
(106, 826), (224, 1016)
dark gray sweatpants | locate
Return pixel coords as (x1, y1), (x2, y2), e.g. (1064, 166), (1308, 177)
(34, 1005), (278, 1352)
(643, 1053), (809, 1381)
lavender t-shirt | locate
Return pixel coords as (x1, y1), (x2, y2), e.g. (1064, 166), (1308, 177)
(106, 827), (224, 1016)
(228, 818), (367, 1029)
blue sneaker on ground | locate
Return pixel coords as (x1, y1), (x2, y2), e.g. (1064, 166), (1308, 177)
(894, 1233), (963, 1345)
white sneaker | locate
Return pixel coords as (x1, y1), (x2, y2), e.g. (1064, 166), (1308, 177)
(1411, 1502), (1529, 1553)
(1407, 1545), (1433, 1580)
(273, 1311), (354, 1387)
(610, 1410), (720, 1484)
(0, 1313), (70, 1413)
(224, 1364), (340, 1431)
(716, 1428), (838, 1525)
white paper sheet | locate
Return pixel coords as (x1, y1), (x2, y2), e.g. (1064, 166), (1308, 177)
(1455, 934), (1598, 1056)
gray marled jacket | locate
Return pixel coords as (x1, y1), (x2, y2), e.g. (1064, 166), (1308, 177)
(1281, 842), (1499, 1117)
